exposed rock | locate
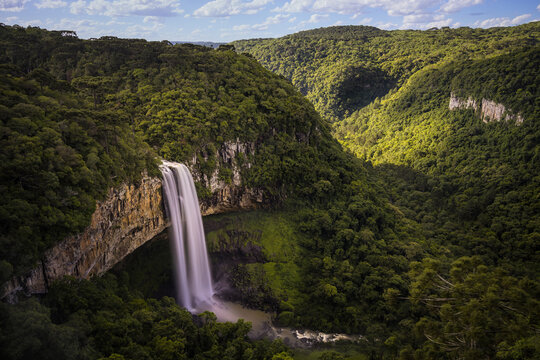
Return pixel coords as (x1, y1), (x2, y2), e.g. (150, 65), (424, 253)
(449, 92), (478, 111)
(449, 92), (524, 125)
(192, 139), (265, 215)
(201, 187), (264, 216)
(2, 174), (167, 302)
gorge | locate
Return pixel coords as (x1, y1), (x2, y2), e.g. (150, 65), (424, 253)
(0, 23), (538, 360)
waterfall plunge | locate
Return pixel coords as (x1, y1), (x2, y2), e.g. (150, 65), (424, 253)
(160, 161), (213, 311)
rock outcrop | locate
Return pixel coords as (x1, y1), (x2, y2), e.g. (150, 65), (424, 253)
(192, 139), (265, 215)
(2, 175), (167, 302)
(449, 92), (524, 125)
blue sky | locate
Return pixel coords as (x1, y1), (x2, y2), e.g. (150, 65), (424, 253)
(0, 0), (538, 42)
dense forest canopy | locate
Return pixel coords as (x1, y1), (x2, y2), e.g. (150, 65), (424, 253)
(0, 24), (395, 360)
(234, 23), (540, 359)
(233, 23), (539, 122)
(0, 23), (539, 360)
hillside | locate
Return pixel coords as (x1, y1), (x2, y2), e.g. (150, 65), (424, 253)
(0, 25), (363, 277)
(336, 48), (539, 269)
(0, 25), (409, 360)
(0, 24), (539, 360)
(234, 23), (540, 358)
(233, 23), (539, 122)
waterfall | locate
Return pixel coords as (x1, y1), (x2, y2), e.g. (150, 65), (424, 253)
(160, 161), (214, 311)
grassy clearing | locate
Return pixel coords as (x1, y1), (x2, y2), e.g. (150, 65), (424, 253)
(205, 210), (305, 306)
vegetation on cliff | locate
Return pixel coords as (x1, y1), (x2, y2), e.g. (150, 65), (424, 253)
(0, 24), (390, 359)
(0, 24), (357, 277)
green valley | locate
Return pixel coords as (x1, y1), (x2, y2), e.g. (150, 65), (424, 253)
(0, 19), (538, 360)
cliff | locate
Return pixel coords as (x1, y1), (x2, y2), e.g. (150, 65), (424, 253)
(1, 154), (265, 302)
(449, 92), (524, 125)
(1, 174), (167, 302)
(194, 139), (265, 216)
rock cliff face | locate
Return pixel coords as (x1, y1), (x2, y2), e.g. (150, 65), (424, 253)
(2, 175), (167, 302)
(192, 139), (265, 216)
(449, 92), (524, 125)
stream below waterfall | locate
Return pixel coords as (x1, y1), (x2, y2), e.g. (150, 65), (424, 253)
(208, 297), (364, 348)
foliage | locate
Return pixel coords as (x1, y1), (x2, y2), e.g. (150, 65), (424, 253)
(0, 274), (290, 360)
(0, 24), (359, 276)
(234, 23), (540, 358)
(410, 257), (539, 359)
(1, 22), (539, 360)
(233, 23), (539, 122)
(0, 47), (157, 275)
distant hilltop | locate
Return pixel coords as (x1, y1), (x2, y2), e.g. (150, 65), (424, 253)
(172, 41), (225, 48)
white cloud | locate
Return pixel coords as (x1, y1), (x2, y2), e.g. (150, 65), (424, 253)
(440, 0), (482, 13)
(35, 0), (67, 9)
(474, 13), (531, 28)
(234, 13), (290, 31)
(333, 20), (343, 25)
(288, 16), (296, 22)
(276, 0), (363, 14)
(288, 12), (328, 30)
(233, 24), (251, 30)
(3, 16), (41, 26)
(70, 0), (184, 17)
(359, 17), (372, 24)
(69, 0), (86, 14)
(194, 0), (272, 17)
(306, 13), (328, 23)
(144, 15), (159, 23)
(402, 13), (453, 29)
(275, 0), (443, 16)
(537, 4), (540, 11)
(48, 18), (106, 37)
(0, 0), (29, 12)
(377, 21), (399, 29)
(124, 21), (164, 37)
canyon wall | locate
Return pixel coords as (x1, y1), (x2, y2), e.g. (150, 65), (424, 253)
(449, 92), (524, 125)
(193, 139), (265, 216)
(1, 175), (167, 302)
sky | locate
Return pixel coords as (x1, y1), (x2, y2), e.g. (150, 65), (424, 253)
(0, 0), (538, 42)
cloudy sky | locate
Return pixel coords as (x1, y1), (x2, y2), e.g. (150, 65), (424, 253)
(0, 0), (538, 42)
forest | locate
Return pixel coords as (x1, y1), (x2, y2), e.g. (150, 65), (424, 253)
(0, 22), (539, 360)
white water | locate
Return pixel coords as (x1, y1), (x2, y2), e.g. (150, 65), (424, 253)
(160, 161), (214, 311)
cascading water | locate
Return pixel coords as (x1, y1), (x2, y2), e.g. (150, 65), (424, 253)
(160, 161), (214, 311)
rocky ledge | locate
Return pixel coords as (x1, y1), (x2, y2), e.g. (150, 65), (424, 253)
(193, 139), (265, 215)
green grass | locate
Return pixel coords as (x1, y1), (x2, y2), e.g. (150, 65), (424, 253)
(205, 210), (301, 261)
(205, 210), (305, 306)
